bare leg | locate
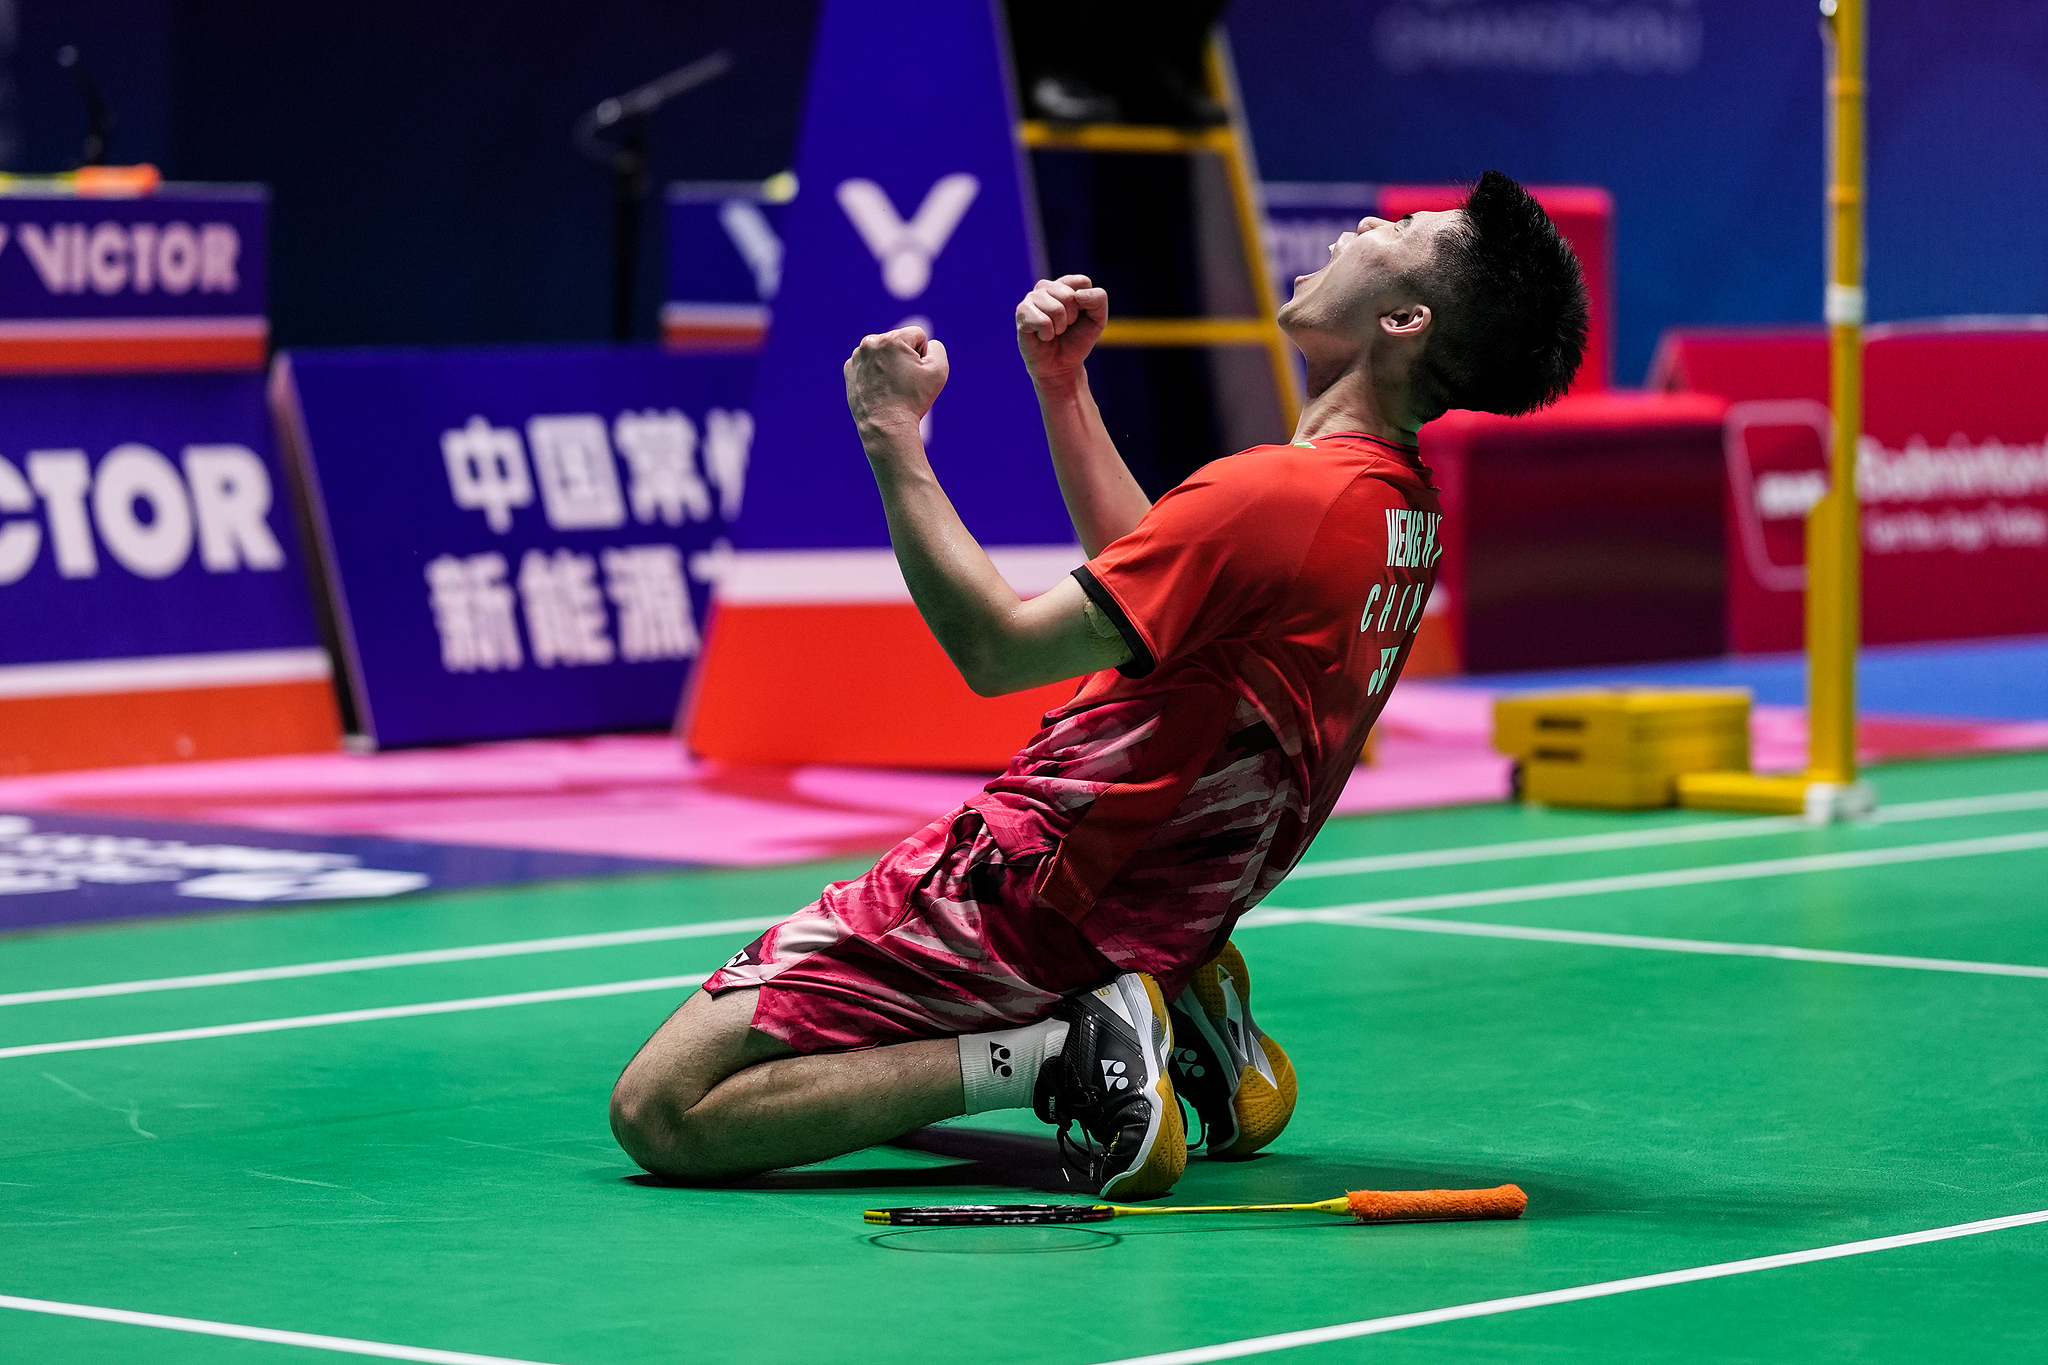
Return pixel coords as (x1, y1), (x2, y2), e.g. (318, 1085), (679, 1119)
(609, 987), (967, 1180)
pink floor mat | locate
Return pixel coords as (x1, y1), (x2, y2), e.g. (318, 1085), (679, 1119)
(0, 684), (2040, 868)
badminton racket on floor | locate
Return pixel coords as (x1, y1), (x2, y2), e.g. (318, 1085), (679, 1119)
(864, 1183), (1525, 1226)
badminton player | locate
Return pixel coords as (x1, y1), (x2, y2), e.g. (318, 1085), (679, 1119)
(612, 170), (1588, 1198)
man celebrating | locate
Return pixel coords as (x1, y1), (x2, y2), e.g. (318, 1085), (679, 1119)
(611, 171), (1587, 1198)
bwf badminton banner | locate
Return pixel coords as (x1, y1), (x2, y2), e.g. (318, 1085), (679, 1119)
(686, 0), (1084, 769)
(1660, 324), (2048, 651)
(0, 369), (339, 772)
(0, 186), (268, 372)
(277, 345), (751, 749)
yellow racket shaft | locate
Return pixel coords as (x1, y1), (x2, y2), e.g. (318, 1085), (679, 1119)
(1106, 1197), (1352, 1218)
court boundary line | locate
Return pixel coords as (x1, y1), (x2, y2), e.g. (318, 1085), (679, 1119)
(1332, 914), (2048, 979)
(0, 918), (773, 1009)
(1091, 1207), (2048, 1365)
(9, 1207), (2044, 1365)
(0, 973), (708, 1060)
(1289, 787), (2048, 880)
(0, 1293), (564, 1365)
(11, 826), (2047, 1013)
(1243, 828), (2048, 927)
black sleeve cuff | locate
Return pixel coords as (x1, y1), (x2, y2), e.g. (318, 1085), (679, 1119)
(1073, 566), (1156, 678)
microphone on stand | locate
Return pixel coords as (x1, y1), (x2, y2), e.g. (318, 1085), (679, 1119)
(576, 50), (735, 344)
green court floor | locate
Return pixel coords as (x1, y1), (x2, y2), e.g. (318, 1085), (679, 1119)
(4, 751), (2047, 1364)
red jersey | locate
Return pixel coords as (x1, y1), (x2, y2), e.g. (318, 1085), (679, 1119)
(966, 432), (1444, 988)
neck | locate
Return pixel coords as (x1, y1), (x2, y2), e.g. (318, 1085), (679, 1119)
(1291, 359), (1419, 448)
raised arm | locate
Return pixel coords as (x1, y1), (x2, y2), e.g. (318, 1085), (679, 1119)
(1016, 275), (1153, 557)
(844, 325), (1132, 697)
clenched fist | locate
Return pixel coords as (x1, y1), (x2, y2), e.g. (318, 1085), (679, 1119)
(844, 325), (949, 443)
(1016, 274), (1107, 387)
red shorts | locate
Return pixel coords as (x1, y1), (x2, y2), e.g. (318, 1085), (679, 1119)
(702, 808), (1120, 1052)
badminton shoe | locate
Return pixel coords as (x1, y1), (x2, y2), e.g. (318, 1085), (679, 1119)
(1033, 972), (1186, 1199)
(1167, 941), (1297, 1158)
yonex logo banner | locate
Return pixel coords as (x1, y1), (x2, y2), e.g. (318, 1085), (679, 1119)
(277, 346), (752, 748)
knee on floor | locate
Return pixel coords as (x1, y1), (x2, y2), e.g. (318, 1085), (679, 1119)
(608, 1072), (728, 1181)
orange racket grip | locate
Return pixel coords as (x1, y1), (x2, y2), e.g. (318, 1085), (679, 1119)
(1345, 1184), (1527, 1223)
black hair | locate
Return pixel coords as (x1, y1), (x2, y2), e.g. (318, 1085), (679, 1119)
(1407, 170), (1589, 420)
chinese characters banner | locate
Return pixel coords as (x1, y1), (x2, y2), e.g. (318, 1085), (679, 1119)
(276, 345), (752, 748)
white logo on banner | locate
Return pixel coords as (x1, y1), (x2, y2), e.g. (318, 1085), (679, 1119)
(0, 816), (426, 903)
(441, 408), (751, 536)
(0, 443), (283, 584)
(836, 173), (980, 300)
(8, 221), (242, 296)
(429, 406), (750, 675)
(719, 201), (784, 300)
(1373, 0), (1703, 75)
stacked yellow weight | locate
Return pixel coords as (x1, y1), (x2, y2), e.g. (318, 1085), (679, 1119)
(1493, 689), (1751, 810)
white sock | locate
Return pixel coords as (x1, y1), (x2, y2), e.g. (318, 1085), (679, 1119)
(958, 1018), (1071, 1114)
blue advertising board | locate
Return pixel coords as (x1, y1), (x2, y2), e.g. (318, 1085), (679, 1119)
(277, 346), (752, 749)
(0, 370), (321, 668)
(732, 0), (1063, 556)
(662, 178), (793, 351)
(0, 185), (268, 370)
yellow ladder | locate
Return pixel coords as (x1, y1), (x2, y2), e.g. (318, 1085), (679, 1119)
(1016, 39), (1302, 436)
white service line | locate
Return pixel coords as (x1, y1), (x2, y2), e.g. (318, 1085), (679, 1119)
(1243, 828), (2048, 928)
(1287, 787), (2048, 880)
(0, 973), (709, 1061)
(1092, 1207), (2048, 1365)
(1336, 914), (2048, 979)
(0, 1293), (564, 1365)
(0, 916), (775, 1009)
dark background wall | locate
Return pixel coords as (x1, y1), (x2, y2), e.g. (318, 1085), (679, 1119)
(5, 0), (818, 346)
(4, 1), (2042, 378)
(1230, 0), (2048, 384)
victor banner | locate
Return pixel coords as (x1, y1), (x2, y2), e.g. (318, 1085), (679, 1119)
(0, 185), (268, 371)
(276, 346), (751, 748)
(0, 369), (338, 771)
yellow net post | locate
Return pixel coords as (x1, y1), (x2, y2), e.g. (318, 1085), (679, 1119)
(1671, 0), (1875, 821)
(1808, 0), (1863, 787)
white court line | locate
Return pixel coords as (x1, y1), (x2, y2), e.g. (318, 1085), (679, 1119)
(1335, 914), (2048, 979)
(1242, 828), (2048, 929)
(0, 973), (708, 1061)
(1288, 787), (2048, 880)
(0, 1293), (562, 1365)
(1093, 1207), (2048, 1365)
(14, 825), (2048, 1012)
(0, 916), (775, 1009)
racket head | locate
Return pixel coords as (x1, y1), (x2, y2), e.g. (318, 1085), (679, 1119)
(863, 1203), (1116, 1226)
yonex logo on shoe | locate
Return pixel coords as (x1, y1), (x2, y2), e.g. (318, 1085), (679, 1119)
(1101, 1060), (1129, 1091)
(990, 1042), (1013, 1078)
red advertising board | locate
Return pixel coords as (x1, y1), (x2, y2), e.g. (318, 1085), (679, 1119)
(1653, 321), (2048, 652)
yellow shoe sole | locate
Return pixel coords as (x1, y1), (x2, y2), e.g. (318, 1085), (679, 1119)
(1190, 943), (1297, 1159)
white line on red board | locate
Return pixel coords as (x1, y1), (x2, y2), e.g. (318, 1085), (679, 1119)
(0, 973), (709, 1060)
(1331, 914), (2048, 978)
(1287, 787), (2048, 879)
(0, 1293), (564, 1365)
(1090, 1207), (2048, 1365)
